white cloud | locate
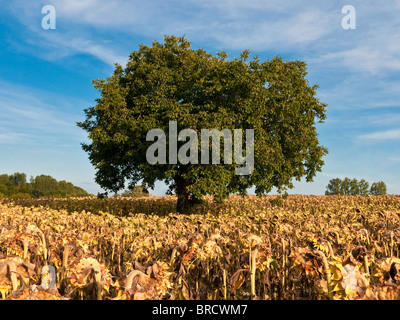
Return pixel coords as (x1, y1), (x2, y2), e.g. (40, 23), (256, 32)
(0, 132), (27, 143)
(210, 9), (336, 51)
(0, 81), (89, 144)
(359, 129), (400, 140)
(5, 0), (400, 77)
(361, 113), (400, 126)
(66, 37), (128, 66)
(2, 0), (337, 65)
(315, 41), (400, 75)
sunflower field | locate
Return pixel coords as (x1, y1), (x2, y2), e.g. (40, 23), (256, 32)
(1, 194), (400, 300)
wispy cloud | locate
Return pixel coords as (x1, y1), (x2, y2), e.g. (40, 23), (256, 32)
(0, 80), (89, 145)
(359, 129), (400, 141)
(0, 132), (27, 143)
(315, 40), (400, 75)
(209, 9), (336, 51)
(0, 1), (338, 65)
(5, 0), (400, 77)
(46, 35), (128, 66)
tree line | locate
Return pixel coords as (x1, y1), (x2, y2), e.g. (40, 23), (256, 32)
(325, 178), (387, 196)
(0, 172), (91, 199)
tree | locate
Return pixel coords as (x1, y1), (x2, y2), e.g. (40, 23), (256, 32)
(349, 178), (360, 195)
(120, 185), (149, 197)
(78, 35), (328, 212)
(370, 181), (387, 195)
(340, 177), (352, 195)
(358, 179), (370, 196)
(57, 180), (76, 197)
(31, 175), (58, 197)
(0, 174), (10, 196)
(325, 178), (342, 195)
(325, 177), (382, 196)
(8, 172), (27, 187)
(0, 172), (90, 198)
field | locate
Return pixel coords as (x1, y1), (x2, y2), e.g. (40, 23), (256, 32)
(0, 194), (400, 300)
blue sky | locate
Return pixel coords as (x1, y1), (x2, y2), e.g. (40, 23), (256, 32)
(1, 0), (400, 195)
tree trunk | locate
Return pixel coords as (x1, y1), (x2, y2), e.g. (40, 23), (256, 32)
(174, 173), (203, 213)
(175, 175), (190, 214)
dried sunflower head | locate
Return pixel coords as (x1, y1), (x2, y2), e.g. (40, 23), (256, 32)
(6, 284), (67, 300)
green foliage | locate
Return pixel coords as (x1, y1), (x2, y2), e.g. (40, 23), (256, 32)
(340, 177), (351, 195)
(120, 185), (149, 197)
(8, 172), (27, 187)
(358, 179), (370, 196)
(325, 177), (385, 196)
(0, 172), (90, 199)
(370, 181), (387, 195)
(325, 178), (342, 195)
(78, 35), (328, 212)
(31, 175), (58, 197)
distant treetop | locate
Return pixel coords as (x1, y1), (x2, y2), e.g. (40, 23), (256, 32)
(325, 177), (387, 196)
(0, 172), (91, 199)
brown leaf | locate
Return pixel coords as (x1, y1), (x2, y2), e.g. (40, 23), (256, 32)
(134, 261), (146, 273)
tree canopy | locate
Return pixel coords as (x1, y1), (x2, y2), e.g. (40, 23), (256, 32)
(370, 181), (387, 196)
(325, 177), (387, 196)
(0, 172), (90, 199)
(78, 35), (328, 212)
(119, 185), (150, 197)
